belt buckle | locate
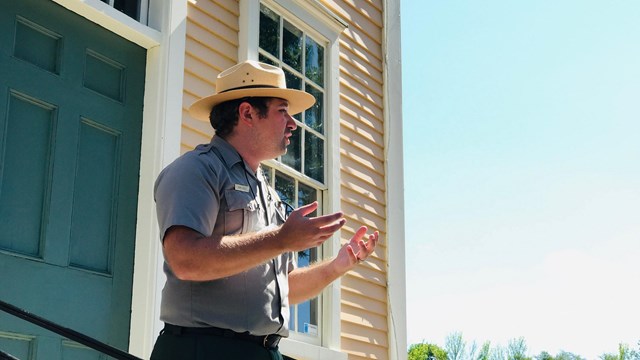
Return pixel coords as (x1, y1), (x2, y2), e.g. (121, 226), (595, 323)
(263, 334), (280, 349)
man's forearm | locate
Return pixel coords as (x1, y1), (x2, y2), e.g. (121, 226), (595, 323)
(288, 259), (344, 305)
(164, 225), (286, 281)
(163, 204), (349, 282)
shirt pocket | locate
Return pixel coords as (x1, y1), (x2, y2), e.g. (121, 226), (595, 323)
(224, 189), (260, 235)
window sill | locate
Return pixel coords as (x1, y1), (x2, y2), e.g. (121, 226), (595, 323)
(279, 338), (348, 360)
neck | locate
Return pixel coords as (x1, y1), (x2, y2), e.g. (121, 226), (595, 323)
(224, 135), (261, 173)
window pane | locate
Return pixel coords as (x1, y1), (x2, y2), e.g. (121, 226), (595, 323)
(304, 86), (324, 133)
(281, 129), (301, 171)
(259, 5), (280, 58)
(101, 0), (139, 20)
(283, 20), (302, 72)
(259, 53), (277, 66)
(284, 69), (303, 121)
(274, 171), (295, 206)
(262, 164), (273, 182)
(305, 36), (324, 87)
(284, 68), (302, 90)
(304, 132), (324, 183)
(296, 245), (318, 333)
(297, 182), (317, 208)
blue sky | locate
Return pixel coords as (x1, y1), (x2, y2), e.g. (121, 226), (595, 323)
(401, 2), (640, 358)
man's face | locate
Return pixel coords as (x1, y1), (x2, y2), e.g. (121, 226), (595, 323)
(253, 98), (298, 159)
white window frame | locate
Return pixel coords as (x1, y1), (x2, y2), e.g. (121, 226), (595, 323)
(240, 0), (347, 358)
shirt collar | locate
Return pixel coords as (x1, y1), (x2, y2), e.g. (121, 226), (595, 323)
(209, 136), (257, 179)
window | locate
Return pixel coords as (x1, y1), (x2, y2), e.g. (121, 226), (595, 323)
(259, 4), (326, 184)
(259, 3), (327, 341)
(99, 0), (145, 22)
(262, 165), (321, 338)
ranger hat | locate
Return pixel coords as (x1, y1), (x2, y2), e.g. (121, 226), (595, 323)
(188, 60), (316, 121)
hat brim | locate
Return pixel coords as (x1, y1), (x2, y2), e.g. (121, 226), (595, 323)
(188, 88), (316, 122)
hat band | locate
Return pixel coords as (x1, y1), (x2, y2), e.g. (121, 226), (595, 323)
(219, 84), (280, 93)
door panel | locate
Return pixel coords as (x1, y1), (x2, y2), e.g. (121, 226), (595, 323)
(0, 91), (55, 259)
(0, 0), (146, 357)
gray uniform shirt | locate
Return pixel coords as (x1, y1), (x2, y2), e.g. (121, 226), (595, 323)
(154, 136), (293, 336)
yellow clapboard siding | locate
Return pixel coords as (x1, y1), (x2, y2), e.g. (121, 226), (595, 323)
(341, 0), (383, 27)
(186, 21), (237, 59)
(340, 184), (385, 219)
(182, 0), (239, 149)
(320, 0), (382, 49)
(339, 139), (384, 175)
(340, 179), (386, 212)
(340, 60), (384, 99)
(340, 110), (385, 146)
(184, 55), (218, 87)
(340, 71), (384, 109)
(340, 79), (384, 122)
(341, 126), (384, 160)
(329, 0), (388, 357)
(339, 95), (384, 130)
(183, 68), (216, 101)
(342, 325), (389, 350)
(211, 0), (240, 16)
(341, 27), (382, 63)
(187, 2), (238, 44)
(185, 37), (236, 77)
(182, 126), (207, 150)
(182, 109), (214, 139)
(340, 39), (383, 76)
(341, 302), (388, 331)
(340, 158), (385, 193)
(191, 0), (239, 31)
(341, 337), (389, 360)
(183, 91), (202, 113)
(342, 289), (387, 316)
(344, 259), (387, 288)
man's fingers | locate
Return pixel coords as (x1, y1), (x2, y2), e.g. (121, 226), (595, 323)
(352, 228), (378, 261)
(350, 226), (368, 245)
(295, 201), (319, 217)
(366, 231), (379, 251)
(309, 211), (344, 226)
(318, 218), (346, 235)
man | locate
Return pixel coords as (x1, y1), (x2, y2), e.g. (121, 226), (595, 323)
(150, 60), (378, 360)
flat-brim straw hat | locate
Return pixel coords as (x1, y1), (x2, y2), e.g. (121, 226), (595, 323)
(188, 60), (316, 121)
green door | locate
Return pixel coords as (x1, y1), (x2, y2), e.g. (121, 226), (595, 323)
(0, 0), (145, 357)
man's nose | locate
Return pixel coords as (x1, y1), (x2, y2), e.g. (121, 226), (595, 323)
(287, 114), (297, 130)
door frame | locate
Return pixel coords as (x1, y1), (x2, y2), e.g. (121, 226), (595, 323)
(51, 0), (187, 357)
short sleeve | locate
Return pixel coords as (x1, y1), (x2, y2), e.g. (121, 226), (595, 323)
(154, 155), (221, 241)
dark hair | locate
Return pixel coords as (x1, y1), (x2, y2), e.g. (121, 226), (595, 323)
(209, 97), (271, 138)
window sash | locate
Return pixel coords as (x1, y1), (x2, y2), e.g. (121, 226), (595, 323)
(99, 0), (149, 24)
(258, 4), (329, 341)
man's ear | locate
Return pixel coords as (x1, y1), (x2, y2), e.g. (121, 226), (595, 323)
(238, 102), (254, 126)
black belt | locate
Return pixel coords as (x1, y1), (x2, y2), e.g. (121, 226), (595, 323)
(162, 323), (282, 349)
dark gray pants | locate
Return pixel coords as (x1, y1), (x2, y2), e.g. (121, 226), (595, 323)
(150, 330), (291, 360)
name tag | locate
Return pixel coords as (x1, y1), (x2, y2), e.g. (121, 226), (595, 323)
(234, 184), (250, 192)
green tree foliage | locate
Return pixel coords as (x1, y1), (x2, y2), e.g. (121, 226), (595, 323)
(554, 351), (585, 360)
(507, 337), (530, 360)
(446, 332), (467, 360)
(409, 342), (448, 360)
(477, 342), (492, 360)
(409, 335), (640, 360)
(491, 345), (506, 360)
(535, 350), (585, 360)
(599, 342), (640, 360)
(535, 351), (553, 360)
